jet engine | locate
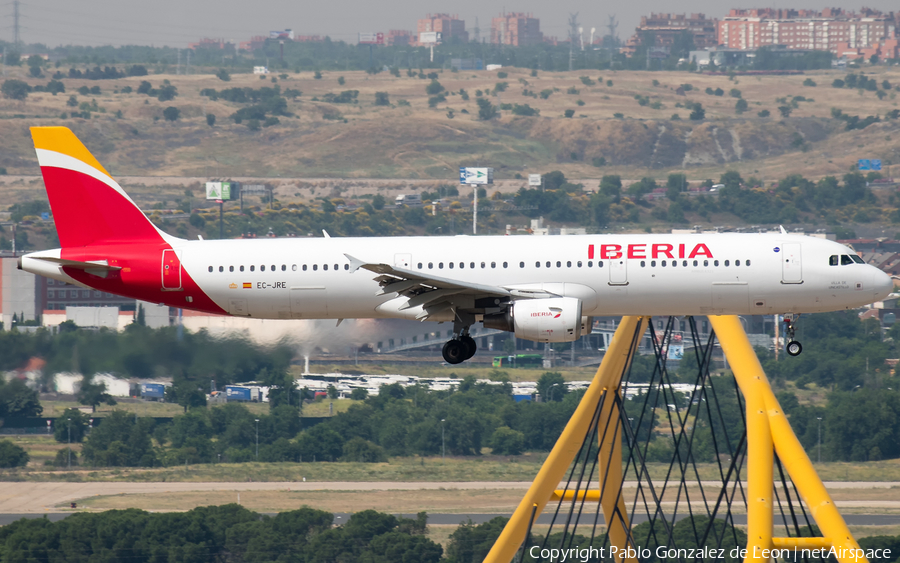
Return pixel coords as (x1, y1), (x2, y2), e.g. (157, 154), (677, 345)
(484, 297), (592, 342)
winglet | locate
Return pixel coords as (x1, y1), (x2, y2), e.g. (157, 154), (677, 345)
(343, 253), (366, 272)
(780, 225), (788, 234)
(323, 230), (331, 238)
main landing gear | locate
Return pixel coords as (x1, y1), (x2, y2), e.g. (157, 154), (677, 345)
(442, 316), (477, 364)
(783, 314), (802, 356)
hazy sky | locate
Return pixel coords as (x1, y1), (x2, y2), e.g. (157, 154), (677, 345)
(13, 0), (900, 48)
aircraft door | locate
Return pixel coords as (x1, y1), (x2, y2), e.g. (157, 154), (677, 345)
(394, 253), (412, 269)
(608, 258), (628, 285)
(781, 242), (803, 284)
(161, 249), (182, 290)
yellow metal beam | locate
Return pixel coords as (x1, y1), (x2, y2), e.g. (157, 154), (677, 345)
(482, 316), (647, 563)
(708, 315), (866, 563)
(773, 537), (833, 550)
(598, 378), (632, 563)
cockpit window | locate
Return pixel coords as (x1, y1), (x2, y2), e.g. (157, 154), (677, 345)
(829, 255), (839, 266)
(851, 255), (865, 264)
(841, 255), (854, 265)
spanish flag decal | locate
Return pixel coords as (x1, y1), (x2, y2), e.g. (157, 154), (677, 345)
(243, 282), (252, 289)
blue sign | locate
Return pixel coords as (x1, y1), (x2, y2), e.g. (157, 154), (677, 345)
(858, 159), (871, 171)
(872, 159), (882, 171)
(459, 167), (467, 184)
(40, 212), (49, 220)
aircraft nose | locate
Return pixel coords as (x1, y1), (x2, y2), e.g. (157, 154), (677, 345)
(874, 268), (894, 300)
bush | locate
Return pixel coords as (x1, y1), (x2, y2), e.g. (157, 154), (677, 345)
(758, 109), (770, 117)
(735, 99), (748, 114)
(490, 426), (525, 455)
(425, 79), (444, 95)
(342, 437), (388, 462)
(216, 68), (230, 81)
(511, 103), (537, 116)
(206, 113), (216, 127)
(497, 71), (507, 78)
(476, 98), (497, 120)
(374, 91), (389, 106)
(247, 119), (261, 131)
(689, 103), (705, 120)
(2, 79), (30, 100)
(163, 106), (180, 121)
(803, 78), (817, 87)
(350, 387), (369, 400)
(0, 440), (29, 468)
(54, 448), (78, 467)
(564, 109), (575, 118)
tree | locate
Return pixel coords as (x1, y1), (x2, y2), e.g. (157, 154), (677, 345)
(163, 106), (180, 121)
(476, 98), (497, 120)
(536, 372), (568, 402)
(778, 105), (792, 117)
(77, 377), (117, 413)
(735, 98), (748, 114)
(350, 387), (368, 400)
(81, 410), (156, 467)
(666, 173), (687, 200)
(342, 437), (387, 462)
(564, 109), (575, 118)
(216, 68), (230, 81)
(54, 408), (90, 443)
(1, 79), (30, 100)
(0, 377), (42, 418)
(374, 91), (389, 106)
(372, 194), (386, 210)
(337, 76), (345, 85)
(490, 426), (525, 455)
(689, 102), (705, 120)
(206, 113), (216, 126)
(0, 440), (28, 468)
(425, 79), (444, 95)
(599, 175), (622, 202)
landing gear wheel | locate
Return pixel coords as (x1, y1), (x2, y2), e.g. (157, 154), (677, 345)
(442, 340), (467, 364)
(786, 341), (802, 356)
(460, 335), (477, 360)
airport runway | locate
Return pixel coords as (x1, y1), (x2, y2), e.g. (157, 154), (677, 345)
(2, 481), (897, 514)
(3, 512), (900, 527)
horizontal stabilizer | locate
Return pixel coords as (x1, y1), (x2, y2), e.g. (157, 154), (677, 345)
(32, 256), (121, 278)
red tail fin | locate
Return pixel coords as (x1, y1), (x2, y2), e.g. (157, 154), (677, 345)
(31, 127), (167, 248)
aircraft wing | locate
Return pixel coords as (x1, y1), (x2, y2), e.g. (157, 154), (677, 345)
(345, 253), (519, 320)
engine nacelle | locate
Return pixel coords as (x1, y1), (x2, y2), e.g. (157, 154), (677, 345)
(485, 297), (588, 343)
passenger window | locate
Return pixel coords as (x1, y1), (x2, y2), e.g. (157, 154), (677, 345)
(428, 263), (433, 269)
(724, 260), (730, 266)
(566, 261), (572, 267)
(272, 265), (276, 271)
(703, 260), (708, 267)
(240, 265), (245, 272)
(439, 263), (444, 269)
(313, 265), (318, 271)
(682, 260), (687, 267)
(292, 265), (297, 271)
(344, 264), (349, 270)
(250, 265), (255, 272)
(672, 261), (676, 267)
(546, 261), (551, 268)
(208, 266), (213, 272)
(470, 262), (475, 268)
(481, 262), (486, 268)
(746, 260), (751, 266)
(459, 262), (464, 269)
(577, 261), (582, 267)
(230, 266), (234, 272)
(714, 260), (719, 266)
(651, 260), (656, 267)
(491, 262), (496, 268)
(556, 261), (561, 268)
(417, 263), (423, 269)
(303, 265), (307, 271)
(261, 265), (266, 272)
(735, 260), (740, 266)
(535, 261), (541, 268)
(520, 261), (525, 268)
(841, 255), (854, 265)
(324, 264), (328, 271)
(281, 265), (286, 271)
(641, 261), (646, 267)
(598, 261), (604, 267)
(219, 266), (224, 272)
(334, 264), (338, 271)
(829, 255), (839, 266)
(503, 262), (508, 268)
(693, 260), (697, 267)
(852, 255), (864, 264)
(588, 261), (593, 267)
(449, 262), (454, 269)
(662, 260), (667, 267)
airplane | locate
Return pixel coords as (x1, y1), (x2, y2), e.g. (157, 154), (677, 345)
(18, 127), (894, 363)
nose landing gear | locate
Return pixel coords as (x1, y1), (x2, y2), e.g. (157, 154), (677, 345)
(783, 314), (802, 356)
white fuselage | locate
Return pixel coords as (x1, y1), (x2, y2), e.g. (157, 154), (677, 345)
(164, 233), (890, 321)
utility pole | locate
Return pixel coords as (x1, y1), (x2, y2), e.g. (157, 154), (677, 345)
(568, 13), (579, 71)
(186, 49), (191, 75)
(817, 416), (823, 463)
(607, 15), (618, 64)
(67, 418), (71, 469)
(13, 0), (20, 50)
(254, 418), (259, 461)
(441, 418), (446, 460)
(176, 50), (181, 75)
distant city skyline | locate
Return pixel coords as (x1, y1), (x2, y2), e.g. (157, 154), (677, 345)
(10, 0), (900, 48)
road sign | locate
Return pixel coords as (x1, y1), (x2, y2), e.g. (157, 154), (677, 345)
(419, 31), (442, 44)
(459, 167), (493, 185)
(858, 159), (871, 171)
(872, 159), (882, 171)
(528, 174), (542, 187)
